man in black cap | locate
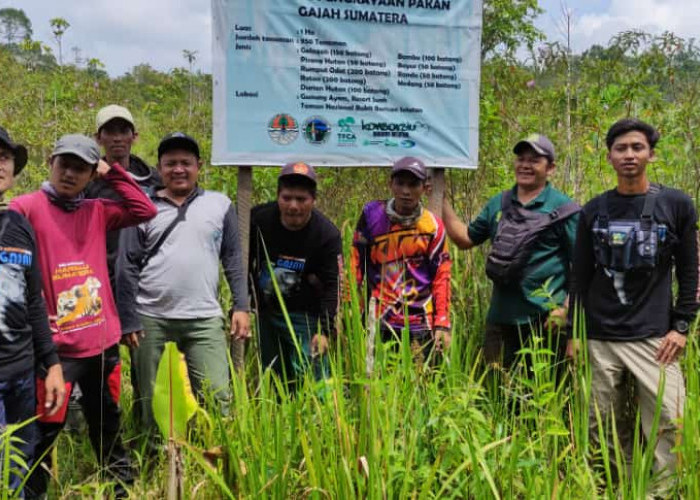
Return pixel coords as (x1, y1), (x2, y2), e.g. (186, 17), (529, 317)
(352, 156), (452, 361)
(0, 126), (65, 497)
(250, 162), (342, 393)
(442, 134), (579, 368)
(116, 132), (250, 440)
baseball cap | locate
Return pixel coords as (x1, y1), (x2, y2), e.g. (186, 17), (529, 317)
(391, 156), (427, 181)
(158, 132), (200, 159)
(0, 126), (28, 175)
(279, 161), (317, 184)
(96, 104), (135, 131)
(51, 134), (101, 165)
(513, 134), (556, 161)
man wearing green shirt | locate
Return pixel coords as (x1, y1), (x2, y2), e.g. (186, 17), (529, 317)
(443, 134), (579, 367)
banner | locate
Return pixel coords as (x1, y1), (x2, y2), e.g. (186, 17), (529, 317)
(212, 0), (482, 168)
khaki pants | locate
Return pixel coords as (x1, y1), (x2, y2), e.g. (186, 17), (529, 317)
(588, 338), (685, 476)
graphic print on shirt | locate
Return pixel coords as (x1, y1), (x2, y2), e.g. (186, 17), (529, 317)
(0, 247), (31, 342)
(52, 262), (104, 332)
(259, 255), (306, 306)
(370, 229), (433, 327)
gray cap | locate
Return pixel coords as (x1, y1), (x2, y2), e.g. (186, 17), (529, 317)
(51, 134), (101, 165)
(391, 156), (427, 181)
(279, 161), (317, 184)
(513, 134), (555, 161)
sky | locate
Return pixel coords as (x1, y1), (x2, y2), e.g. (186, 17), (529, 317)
(6, 0), (700, 75)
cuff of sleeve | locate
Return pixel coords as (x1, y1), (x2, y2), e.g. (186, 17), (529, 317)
(42, 352), (61, 369)
(121, 318), (143, 335)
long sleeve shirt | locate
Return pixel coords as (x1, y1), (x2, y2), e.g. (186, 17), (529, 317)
(10, 163), (157, 358)
(249, 202), (342, 335)
(0, 209), (59, 379)
(569, 186), (700, 340)
(116, 187), (249, 334)
(85, 154), (161, 293)
(352, 200), (451, 333)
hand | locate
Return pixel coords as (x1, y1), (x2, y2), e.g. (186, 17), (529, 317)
(230, 311), (251, 340)
(122, 330), (145, 348)
(434, 328), (452, 352)
(43, 364), (66, 417)
(565, 338), (580, 361)
(656, 330), (686, 364)
(96, 159), (111, 177)
(310, 334), (329, 357)
(546, 307), (567, 331)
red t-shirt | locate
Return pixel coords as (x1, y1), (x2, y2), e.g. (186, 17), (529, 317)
(10, 164), (157, 358)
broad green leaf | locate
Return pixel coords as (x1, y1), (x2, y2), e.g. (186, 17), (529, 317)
(152, 342), (199, 440)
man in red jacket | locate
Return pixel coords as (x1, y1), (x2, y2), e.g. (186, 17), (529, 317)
(11, 134), (157, 498)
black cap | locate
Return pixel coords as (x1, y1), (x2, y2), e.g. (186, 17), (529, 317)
(0, 126), (28, 175)
(158, 132), (200, 159)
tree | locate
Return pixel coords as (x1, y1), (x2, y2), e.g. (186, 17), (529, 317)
(50, 17), (70, 66)
(0, 8), (32, 45)
(182, 49), (198, 123)
(481, 0), (544, 59)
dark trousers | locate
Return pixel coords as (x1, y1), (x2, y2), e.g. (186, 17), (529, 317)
(25, 344), (134, 497)
(483, 317), (566, 376)
(0, 371), (37, 497)
(259, 311), (328, 394)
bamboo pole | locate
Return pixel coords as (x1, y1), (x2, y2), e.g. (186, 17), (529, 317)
(428, 167), (446, 217)
(232, 166), (253, 373)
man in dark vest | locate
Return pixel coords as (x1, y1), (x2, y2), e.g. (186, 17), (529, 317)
(442, 134), (579, 368)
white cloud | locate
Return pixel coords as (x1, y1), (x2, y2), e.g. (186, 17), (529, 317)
(14, 0), (212, 75)
(539, 0), (700, 53)
(11, 0), (700, 74)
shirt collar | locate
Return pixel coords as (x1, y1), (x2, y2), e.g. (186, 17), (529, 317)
(510, 182), (551, 208)
(152, 185), (203, 205)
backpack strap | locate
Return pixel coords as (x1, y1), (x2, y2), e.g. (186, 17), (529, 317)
(140, 193), (198, 268)
(640, 183), (660, 230)
(500, 189), (513, 212)
(596, 190), (613, 230)
(547, 200), (580, 224)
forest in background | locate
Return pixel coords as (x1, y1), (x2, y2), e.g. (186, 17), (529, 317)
(2, 4), (700, 498)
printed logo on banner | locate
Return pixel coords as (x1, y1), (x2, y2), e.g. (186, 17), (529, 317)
(267, 113), (299, 145)
(401, 139), (417, 148)
(360, 120), (430, 140)
(303, 116), (332, 145)
(337, 117), (357, 146)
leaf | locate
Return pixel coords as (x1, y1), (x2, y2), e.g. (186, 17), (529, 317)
(152, 342), (199, 440)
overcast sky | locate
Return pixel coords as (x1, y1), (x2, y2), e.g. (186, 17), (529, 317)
(8, 0), (700, 75)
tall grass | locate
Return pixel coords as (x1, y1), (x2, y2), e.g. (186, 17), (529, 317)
(2, 228), (699, 499)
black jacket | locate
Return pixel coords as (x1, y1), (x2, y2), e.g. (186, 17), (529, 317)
(0, 209), (59, 379)
(570, 185), (699, 340)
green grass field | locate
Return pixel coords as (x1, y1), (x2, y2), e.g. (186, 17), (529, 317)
(4, 240), (698, 499)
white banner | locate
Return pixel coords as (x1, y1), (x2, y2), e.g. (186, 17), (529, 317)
(212, 0), (482, 168)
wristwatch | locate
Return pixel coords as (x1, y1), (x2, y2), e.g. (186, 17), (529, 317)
(673, 319), (690, 334)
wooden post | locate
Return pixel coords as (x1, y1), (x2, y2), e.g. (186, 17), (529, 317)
(428, 167), (445, 217)
(232, 166), (253, 374)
